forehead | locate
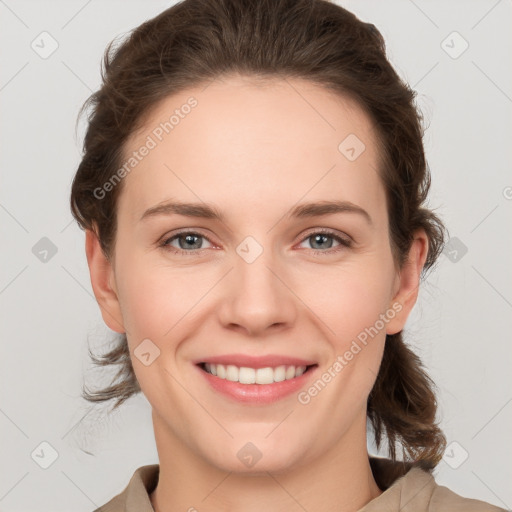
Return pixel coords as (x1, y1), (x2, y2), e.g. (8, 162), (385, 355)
(119, 75), (385, 225)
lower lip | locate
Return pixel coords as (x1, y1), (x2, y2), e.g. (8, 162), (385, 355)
(196, 364), (318, 404)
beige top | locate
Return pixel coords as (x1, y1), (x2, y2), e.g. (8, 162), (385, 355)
(94, 457), (506, 511)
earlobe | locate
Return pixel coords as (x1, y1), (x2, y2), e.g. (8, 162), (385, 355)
(85, 229), (125, 333)
(385, 230), (429, 335)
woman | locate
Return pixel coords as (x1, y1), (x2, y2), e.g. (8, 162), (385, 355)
(70, 0), (506, 510)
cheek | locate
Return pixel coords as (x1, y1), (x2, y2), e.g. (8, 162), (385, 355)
(115, 253), (218, 348)
(295, 261), (395, 342)
(113, 250), (174, 338)
(294, 258), (394, 400)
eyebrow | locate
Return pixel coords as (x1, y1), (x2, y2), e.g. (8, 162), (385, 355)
(139, 199), (372, 225)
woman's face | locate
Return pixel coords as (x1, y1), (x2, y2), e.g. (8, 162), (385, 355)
(88, 75), (424, 473)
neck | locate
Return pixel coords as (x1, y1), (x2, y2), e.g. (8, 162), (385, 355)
(150, 412), (382, 512)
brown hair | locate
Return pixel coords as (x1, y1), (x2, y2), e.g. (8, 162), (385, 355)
(71, 0), (446, 471)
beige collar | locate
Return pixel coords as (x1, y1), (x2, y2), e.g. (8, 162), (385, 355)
(96, 456), (505, 512)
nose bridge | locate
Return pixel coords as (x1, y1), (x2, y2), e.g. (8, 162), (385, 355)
(218, 235), (296, 334)
(234, 236), (280, 299)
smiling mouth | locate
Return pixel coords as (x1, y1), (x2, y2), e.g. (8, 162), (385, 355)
(198, 362), (317, 385)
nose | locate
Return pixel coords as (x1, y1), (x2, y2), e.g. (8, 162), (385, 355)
(217, 245), (298, 337)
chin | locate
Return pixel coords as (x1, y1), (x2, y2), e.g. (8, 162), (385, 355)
(199, 436), (307, 475)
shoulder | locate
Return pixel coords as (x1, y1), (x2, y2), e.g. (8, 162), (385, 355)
(363, 459), (507, 512)
(426, 473), (507, 512)
(92, 464), (159, 512)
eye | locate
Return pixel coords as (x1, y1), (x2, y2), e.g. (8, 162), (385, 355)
(297, 229), (352, 254)
(159, 229), (352, 256)
(160, 231), (214, 255)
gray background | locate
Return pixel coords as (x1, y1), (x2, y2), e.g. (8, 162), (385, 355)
(1, 0), (511, 510)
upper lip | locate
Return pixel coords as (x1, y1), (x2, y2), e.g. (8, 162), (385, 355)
(195, 354), (318, 369)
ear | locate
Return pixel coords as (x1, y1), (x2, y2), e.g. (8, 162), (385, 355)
(385, 229), (429, 335)
(85, 228), (125, 333)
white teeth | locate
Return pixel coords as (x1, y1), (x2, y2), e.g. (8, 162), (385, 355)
(203, 363), (309, 384)
(226, 365), (238, 382)
(285, 366), (296, 379)
(255, 367), (274, 384)
(216, 364), (226, 379)
(273, 365), (286, 382)
(239, 367), (256, 384)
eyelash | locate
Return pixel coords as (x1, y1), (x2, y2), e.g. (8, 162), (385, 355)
(159, 229), (353, 256)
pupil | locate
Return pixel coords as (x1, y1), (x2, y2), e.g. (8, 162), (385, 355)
(312, 234), (332, 249)
(181, 234), (201, 249)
